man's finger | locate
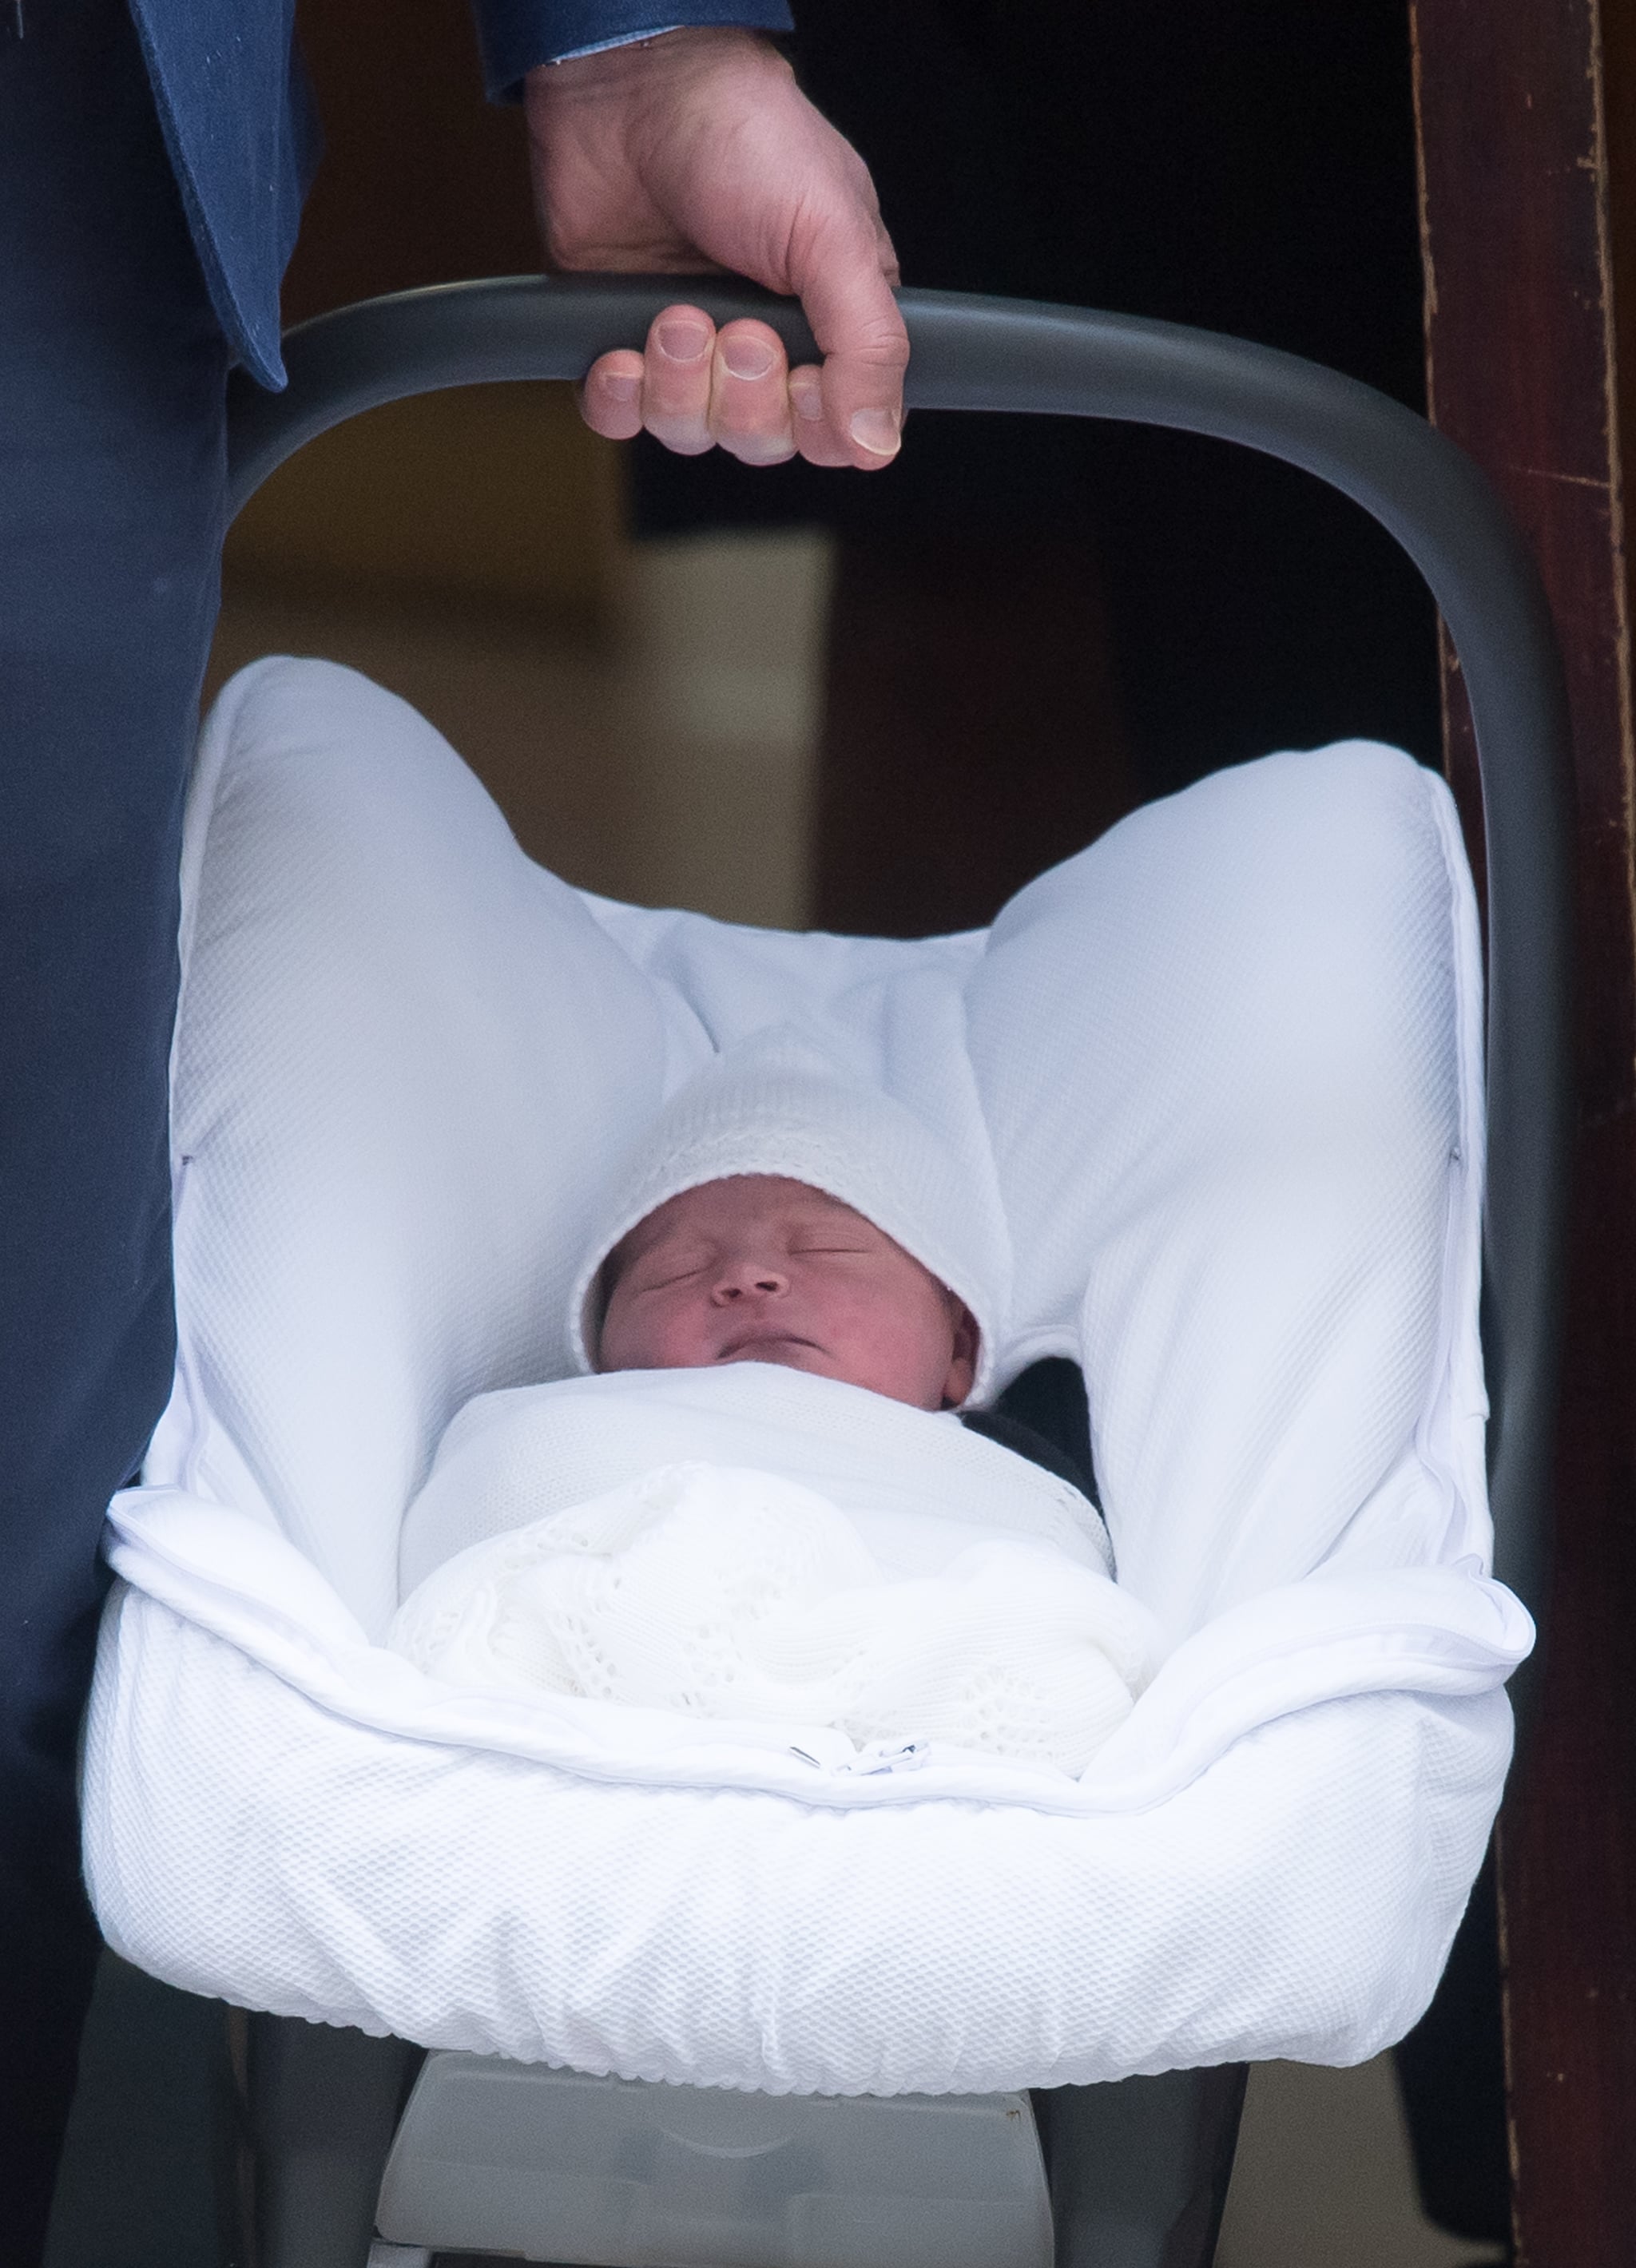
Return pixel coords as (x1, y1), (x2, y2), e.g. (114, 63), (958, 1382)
(639, 304), (717, 457)
(788, 365), (856, 470)
(580, 349), (646, 442)
(789, 214), (910, 473)
(708, 319), (796, 466)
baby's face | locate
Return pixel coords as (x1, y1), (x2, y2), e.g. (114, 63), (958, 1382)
(597, 1175), (977, 1410)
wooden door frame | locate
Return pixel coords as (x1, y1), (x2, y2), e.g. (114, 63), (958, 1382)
(1413, 4), (1636, 2258)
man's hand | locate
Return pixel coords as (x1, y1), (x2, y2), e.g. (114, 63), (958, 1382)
(525, 29), (906, 470)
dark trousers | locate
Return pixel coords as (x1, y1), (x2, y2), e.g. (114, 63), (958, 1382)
(0, 2), (227, 2253)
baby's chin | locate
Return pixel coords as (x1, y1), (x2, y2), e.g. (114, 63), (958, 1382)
(710, 1342), (938, 1410)
(599, 1340), (943, 1409)
(714, 1337), (837, 1378)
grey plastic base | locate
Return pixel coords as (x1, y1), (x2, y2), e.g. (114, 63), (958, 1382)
(379, 2055), (1053, 2268)
(247, 2015), (1242, 2268)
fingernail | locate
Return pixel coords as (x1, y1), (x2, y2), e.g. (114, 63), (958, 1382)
(849, 406), (901, 457)
(722, 336), (776, 381)
(601, 372), (640, 403)
(657, 319), (711, 363)
(791, 379), (825, 422)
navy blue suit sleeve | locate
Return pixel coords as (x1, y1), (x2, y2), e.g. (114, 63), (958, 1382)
(474, 0), (794, 101)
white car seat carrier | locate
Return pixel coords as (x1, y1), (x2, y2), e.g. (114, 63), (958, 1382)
(120, 277), (1571, 2268)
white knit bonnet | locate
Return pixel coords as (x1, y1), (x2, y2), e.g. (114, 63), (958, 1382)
(568, 1030), (1007, 1403)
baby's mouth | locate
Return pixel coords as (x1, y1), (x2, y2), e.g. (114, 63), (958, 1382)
(717, 1327), (820, 1363)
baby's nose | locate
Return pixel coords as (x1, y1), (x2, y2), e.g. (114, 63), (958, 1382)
(711, 1258), (790, 1303)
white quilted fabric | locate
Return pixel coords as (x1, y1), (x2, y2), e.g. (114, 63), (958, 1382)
(82, 656), (1531, 2088)
(391, 1367), (1145, 1774)
(388, 1461), (1153, 1776)
(88, 1587), (1511, 2088)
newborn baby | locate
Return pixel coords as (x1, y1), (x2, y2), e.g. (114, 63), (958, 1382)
(390, 1040), (1161, 1774)
(598, 1172), (980, 1414)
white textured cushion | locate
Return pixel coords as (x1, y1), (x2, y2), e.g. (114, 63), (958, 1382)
(155, 661), (669, 1629)
(152, 656), (1490, 1649)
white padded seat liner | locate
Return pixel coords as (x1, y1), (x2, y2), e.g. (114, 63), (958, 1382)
(84, 657), (1530, 2089)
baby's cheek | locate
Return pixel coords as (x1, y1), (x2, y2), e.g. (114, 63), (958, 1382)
(839, 1295), (948, 1403)
(598, 1298), (655, 1371)
(612, 1297), (715, 1373)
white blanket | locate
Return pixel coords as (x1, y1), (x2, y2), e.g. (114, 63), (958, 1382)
(83, 660), (1531, 2092)
(389, 1368), (1150, 1774)
(397, 1367), (1115, 1595)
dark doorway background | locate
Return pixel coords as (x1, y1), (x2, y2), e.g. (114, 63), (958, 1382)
(634, 0), (1443, 934)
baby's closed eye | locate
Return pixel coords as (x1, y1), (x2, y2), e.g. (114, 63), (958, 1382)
(630, 1255), (713, 1294)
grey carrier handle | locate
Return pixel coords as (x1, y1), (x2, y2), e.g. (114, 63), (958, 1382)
(227, 276), (1573, 1631)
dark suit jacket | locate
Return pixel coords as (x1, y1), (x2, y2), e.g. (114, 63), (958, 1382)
(125, 0), (792, 389)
